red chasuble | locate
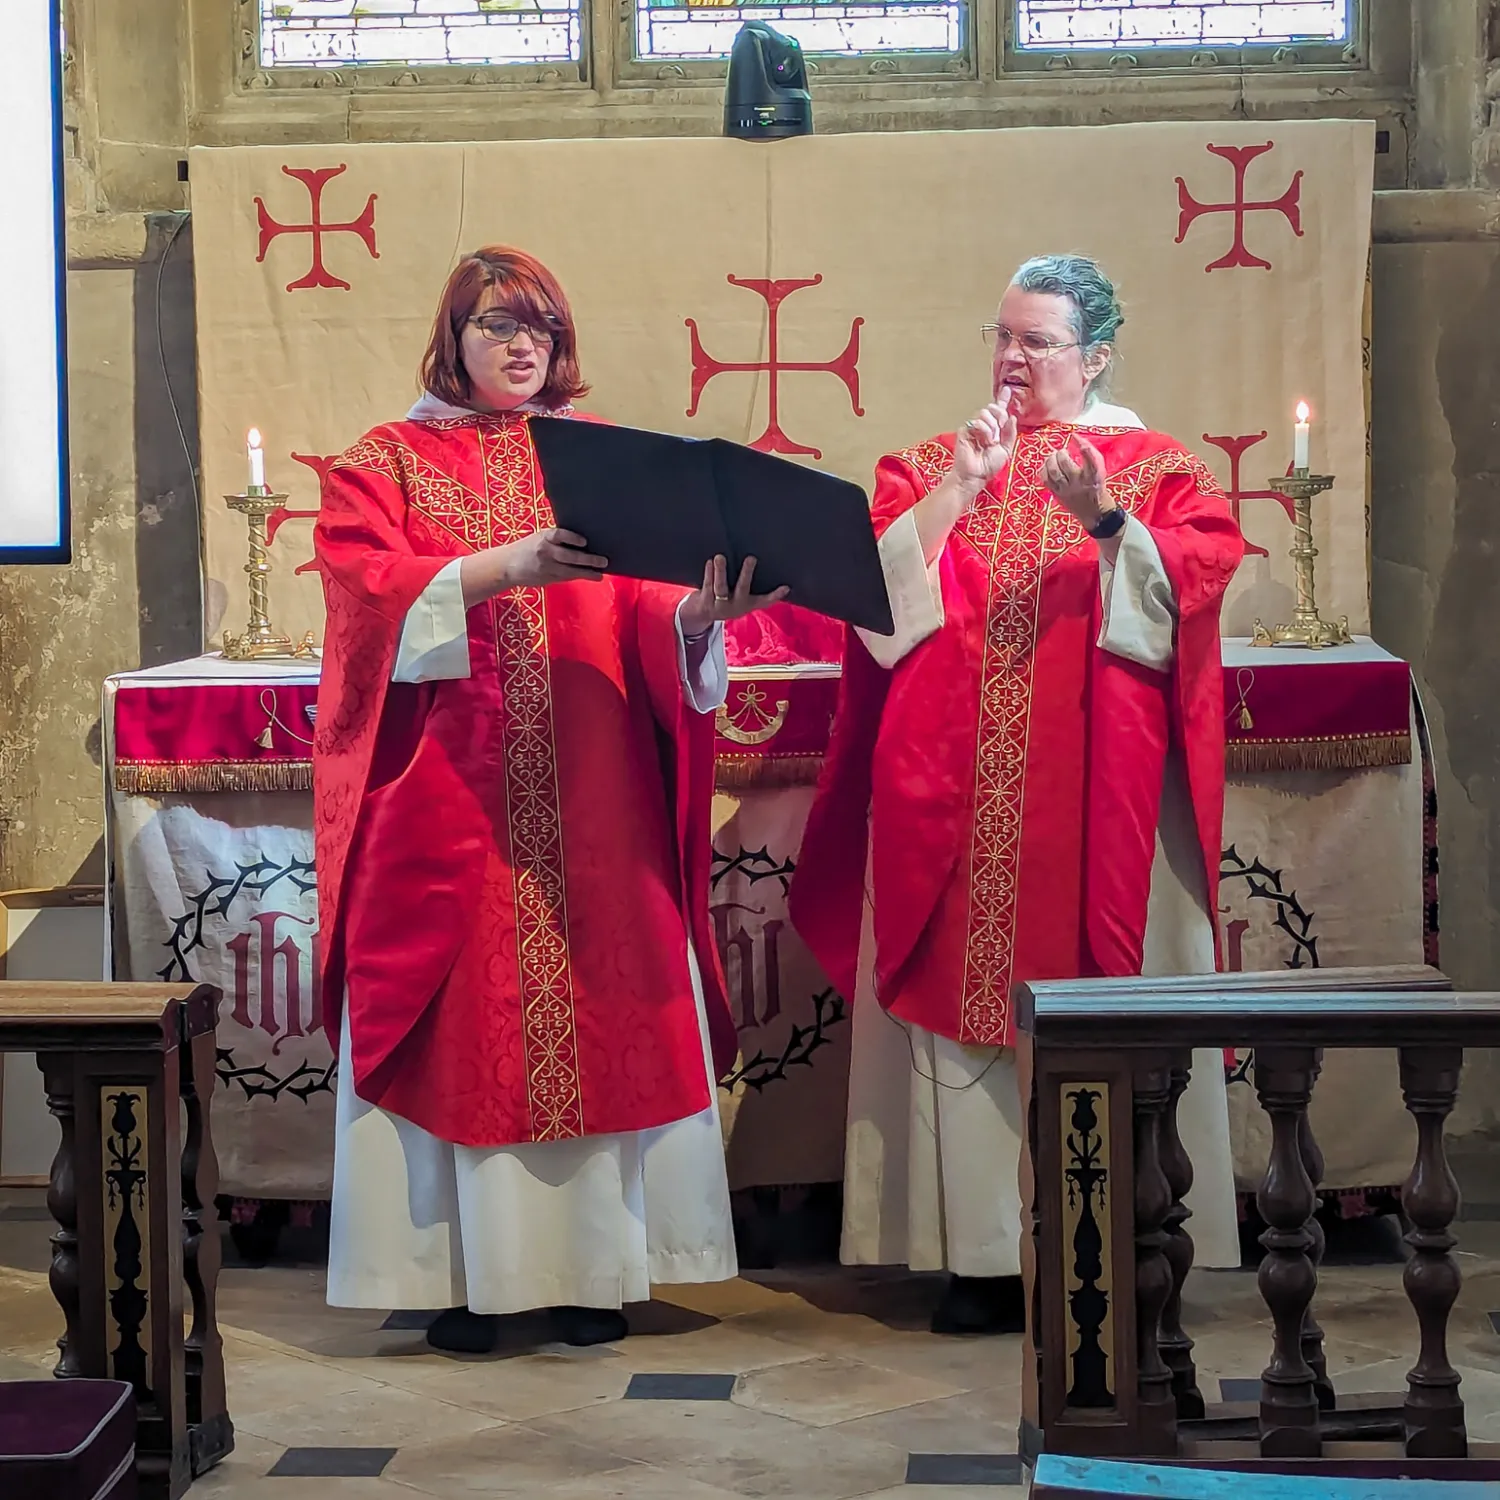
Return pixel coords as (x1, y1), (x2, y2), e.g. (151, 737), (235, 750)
(790, 423), (1243, 1050)
(313, 410), (736, 1148)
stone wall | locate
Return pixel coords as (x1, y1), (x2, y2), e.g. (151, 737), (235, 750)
(6, 0), (1500, 1012)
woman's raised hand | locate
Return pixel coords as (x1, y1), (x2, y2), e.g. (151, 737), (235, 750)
(951, 391), (1018, 497)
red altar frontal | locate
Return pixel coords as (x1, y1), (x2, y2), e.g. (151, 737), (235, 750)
(103, 641), (1431, 1216)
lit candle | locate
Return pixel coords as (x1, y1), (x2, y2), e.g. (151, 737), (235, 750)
(1293, 402), (1311, 473)
(248, 428), (266, 492)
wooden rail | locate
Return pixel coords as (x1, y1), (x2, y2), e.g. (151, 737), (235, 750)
(0, 982), (232, 1500)
(1016, 964), (1500, 1481)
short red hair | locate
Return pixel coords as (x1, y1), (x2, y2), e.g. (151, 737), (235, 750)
(420, 246), (589, 411)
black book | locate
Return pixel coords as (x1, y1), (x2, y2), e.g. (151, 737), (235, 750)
(528, 416), (894, 637)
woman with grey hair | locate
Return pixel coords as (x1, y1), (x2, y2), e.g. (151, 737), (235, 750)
(792, 254), (1245, 1334)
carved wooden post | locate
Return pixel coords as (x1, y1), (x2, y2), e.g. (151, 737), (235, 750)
(1018, 1035), (1046, 1454)
(40, 1055), (84, 1380)
(1158, 1051), (1204, 1420)
(1296, 1058), (1335, 1412)
(2, 983), (220, 1500)
(180, 1007), (233, 1476)
(1133, 1059), (1178, 1454)
(1397, 1044), (1466, 1459)
(1253, 1046), (1321, 1458)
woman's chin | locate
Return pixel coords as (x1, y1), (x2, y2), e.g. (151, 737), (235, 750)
(479, 389), (541, 413)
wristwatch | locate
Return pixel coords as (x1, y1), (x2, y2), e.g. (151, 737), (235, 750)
(1087, 505), (1127, 541)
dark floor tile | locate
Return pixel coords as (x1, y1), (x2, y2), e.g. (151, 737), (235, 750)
(268, 1447), (397, 1478)
(624, 1372), (736, 1400)
(381, 1310), (439, 1331)
(906, 1453), (1024, 1486)
(1219, 1377), (1262, 1403)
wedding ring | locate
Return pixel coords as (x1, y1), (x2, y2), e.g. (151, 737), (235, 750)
(714, 594), (730, 603)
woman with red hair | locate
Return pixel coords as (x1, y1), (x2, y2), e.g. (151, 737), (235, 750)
(314, 247), (783, 1352)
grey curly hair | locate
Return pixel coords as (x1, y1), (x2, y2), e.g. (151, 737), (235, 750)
(1010, 254), (1123, 395)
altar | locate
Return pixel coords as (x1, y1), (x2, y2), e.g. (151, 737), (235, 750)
(103, 637), (1433, 1230)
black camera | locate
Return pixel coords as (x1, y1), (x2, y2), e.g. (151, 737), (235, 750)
(723, 22), (813, 141)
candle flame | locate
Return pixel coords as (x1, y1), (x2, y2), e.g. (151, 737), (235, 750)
(1295, 401), (1311, 424)
(248, 428), (263, 449)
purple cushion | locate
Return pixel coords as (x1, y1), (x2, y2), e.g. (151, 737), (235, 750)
(0, 1380), (136, 1500)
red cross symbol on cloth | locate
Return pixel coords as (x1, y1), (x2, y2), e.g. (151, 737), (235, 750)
(255, 165), (379, 293)
(1201, 431), (1295, 560)
(1175, 143), (1303, 272)
(686, 275), (863, 459)
(265, 452), (335, 575)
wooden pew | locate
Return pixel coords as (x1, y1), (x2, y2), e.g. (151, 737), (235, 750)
(0, 982), (232, 1500)
(1016, 964), (1500, 1475)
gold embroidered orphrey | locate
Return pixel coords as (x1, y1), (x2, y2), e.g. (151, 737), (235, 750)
(333, 416), (586, 1141)
(898, 427), (1212, 1045)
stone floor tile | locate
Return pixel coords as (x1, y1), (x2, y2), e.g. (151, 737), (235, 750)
(382, 1424), (644, 1497)
(652, 1279), (806, 1320)
(0, 1268), (66, 1354)
(628, 1372), (738, 1400)
(204, 1480), (411, 1500)
(838, 1330), (1023, 1391)
(217, 1266), (382, 1357)
(529, 1396), (909, 1498)
(224, 1345), (388, 1424)
(270, 1447), (399, 1477)
(504, 1465), (749, 1500)
(830, 1385), (1019, 1455)
(609, 1320), (825, 1376)
(234, 1382), (508, 1450)
(347, 1348), (636, 1422)
(1334, 1354), (1500, 1426)
(725, 1303), (927, 1363)
(734, 1353), (961, 1427)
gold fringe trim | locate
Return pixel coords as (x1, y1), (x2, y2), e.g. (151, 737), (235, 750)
(714, 753), (824, 791)
(114, 760), (313, 794)
(1226, 734), (1411, 775)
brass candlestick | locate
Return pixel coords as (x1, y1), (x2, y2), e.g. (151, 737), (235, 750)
(1250, 468), (1352, 650)
(221, 487), (317, 661)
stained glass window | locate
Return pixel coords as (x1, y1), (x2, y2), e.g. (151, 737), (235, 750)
(1014, 0), (1350, 49)
(636, 0), (962, 61)
(259, 0), (582, 69)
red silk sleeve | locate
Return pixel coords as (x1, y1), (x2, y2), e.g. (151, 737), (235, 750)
(1083, 462), (1243, 977)
(869, 452), (929, 538)
(312, 451), (455, 1046)
(632, 582), (738, 1080)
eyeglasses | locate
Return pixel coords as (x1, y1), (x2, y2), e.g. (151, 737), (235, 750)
(469, 314), (560, 348)
(980, 324), (1080, 359)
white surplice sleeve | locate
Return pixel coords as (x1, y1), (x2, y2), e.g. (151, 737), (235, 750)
(392, 558), (470, 683)
(856, 510), (944, 670)
(1098, 514), (1177, 672)
(675, 601), (728, 715)
(391, 567), (726, 707)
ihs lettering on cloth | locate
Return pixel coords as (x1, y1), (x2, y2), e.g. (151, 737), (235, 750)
(221, 428), (318, 661)
(1250, 402), (1352, 650)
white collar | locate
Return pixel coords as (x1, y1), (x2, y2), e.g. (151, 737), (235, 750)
(405, 391), (555, 422)
(1072, 398), (1144, 430)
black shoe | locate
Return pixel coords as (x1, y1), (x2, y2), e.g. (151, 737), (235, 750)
(550, 1306), (629, 1346)
(425, 1306), (500, 1354)
(930, 1275), (1026, 1336)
